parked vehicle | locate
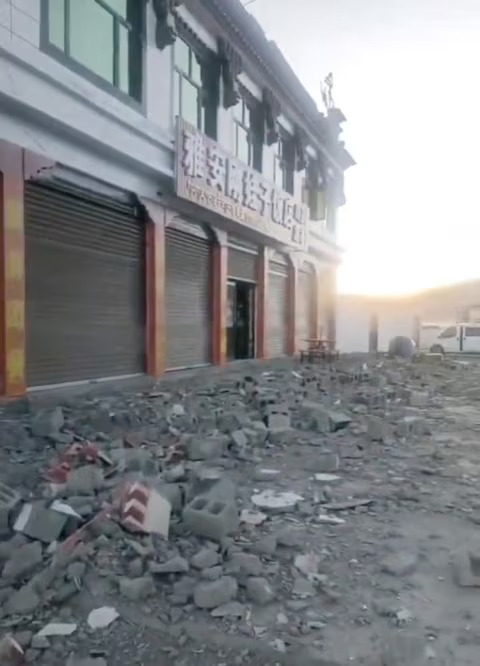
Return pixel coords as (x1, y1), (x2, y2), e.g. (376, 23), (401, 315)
(420, 322), (480, 354)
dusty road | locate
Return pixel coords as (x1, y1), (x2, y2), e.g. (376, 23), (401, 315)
(1, 355), (480, 665)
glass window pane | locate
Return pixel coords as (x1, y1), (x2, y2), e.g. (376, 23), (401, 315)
(118, 25), (141, 97)
(191, 54), (202, 85)
(48, 0), (65, 51)
(104, 0), (127, 19)
(175, 39), (190, 72)
(236, 124), (250, 165)
(234, 100), (244, 122)
(181, 77), (200, 127)
(70, 0), (114, 84)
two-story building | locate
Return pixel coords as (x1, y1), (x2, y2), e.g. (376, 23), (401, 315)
(0, 0), (354, 396)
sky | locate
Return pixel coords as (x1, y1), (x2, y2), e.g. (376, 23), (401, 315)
(247, 0), (480, 295)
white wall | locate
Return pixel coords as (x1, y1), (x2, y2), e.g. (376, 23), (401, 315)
(0, 0), (173, 194)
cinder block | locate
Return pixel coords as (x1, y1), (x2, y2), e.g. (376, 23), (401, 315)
(183, 495), (238, 541)
(0, 482), (21, 535)
(266, 404), (290, 429)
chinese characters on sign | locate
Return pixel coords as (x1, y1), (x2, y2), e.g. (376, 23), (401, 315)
(176, 120), (308, 249)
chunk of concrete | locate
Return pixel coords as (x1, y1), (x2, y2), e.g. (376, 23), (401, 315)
(31, 407), (64, 438)
(246, 577), (275, 605)
(191, 548), (220, 570)
(194, 576), (238, 609)
(381, 551), (418, 577)
(149, 556), (189, 574)
(409, 391), (430, 408)
(3, 541), (43, 580)
(122, 483), (171, 538)
(311, 452), (340, 473)
(119, 576), (155, 601)
(367, 416), (388, 442)
(14, 502), (67, 544)
(66, 466), (104, 495)
(266, 405), (291, 430)
(228, 553), (263, 576)
(183, 495), (238, 541)
(0, 483), (21, 536)
(453, 549), (480, 587)
(187, 436), (226, 461)
(6, 585), (41, 615)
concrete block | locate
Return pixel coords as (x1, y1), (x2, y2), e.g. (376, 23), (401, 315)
(186, 436), (226, 461)
(194, 576), (238, 609)
(183, 495), (239, 541)
(0, 482), (20, 536)
(311, 452), (340, 473)
(266, 404), (290, 430)
(3, 541), (43, 580)
(13, 502), (67, 544)
(367, 416), (388, 442)
(409, 391), (430, 408)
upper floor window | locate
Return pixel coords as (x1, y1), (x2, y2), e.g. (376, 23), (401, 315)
(42, 0), (143, 102)
(234, 98), (262, 173)
(273, 138), (294, 195)
(174, 39), (204, 131)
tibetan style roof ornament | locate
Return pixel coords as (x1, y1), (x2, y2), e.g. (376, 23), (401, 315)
(218, 38), (243, 109)
(321, 72), (335, 111)
(152, 0), (183, 50)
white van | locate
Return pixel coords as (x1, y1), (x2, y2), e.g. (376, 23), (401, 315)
(421, 322), (480, 354)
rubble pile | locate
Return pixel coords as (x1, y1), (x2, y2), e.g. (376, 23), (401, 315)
(0, 356), (479, 665)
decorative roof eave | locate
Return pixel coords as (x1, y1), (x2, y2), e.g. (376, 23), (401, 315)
(196, 0), (353, 175)
(151, 0), (184, 50)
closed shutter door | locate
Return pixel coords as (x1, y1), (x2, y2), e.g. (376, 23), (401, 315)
(267, 267), (288, 357)
(297, 270), (313, 348)
(228, 247), (256, 282)
(25, 183), (145, 387)
(165, 228), (210, 369)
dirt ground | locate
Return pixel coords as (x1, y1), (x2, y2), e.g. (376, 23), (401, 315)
(2, 354), (480, 665)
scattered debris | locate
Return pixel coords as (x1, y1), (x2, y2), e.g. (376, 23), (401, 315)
(87, 607), (119, 630)
(251, 490), (304, 512)
(37, 623), (78, 637)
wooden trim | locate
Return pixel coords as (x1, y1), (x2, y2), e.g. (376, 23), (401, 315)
(256, 246), (268, 359)
(0, 142), (26, 396)
(141, 199), (166, 378)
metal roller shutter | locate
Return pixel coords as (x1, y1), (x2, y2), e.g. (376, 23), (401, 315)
(267, 268), (288, 357)
(25, 183), (145, 387)
(165, 228), (211, 369)
(296, 269), (314, 349)
(228, 247), (257, 282)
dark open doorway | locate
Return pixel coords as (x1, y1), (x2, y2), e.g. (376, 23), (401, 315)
(227, 280), (255, 360)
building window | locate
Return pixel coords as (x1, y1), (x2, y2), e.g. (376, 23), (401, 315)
(234, 98), (262, 172)
(273, 138), (294, 195)
(174, 39), (205, 131)
(42, 0), (144, 102)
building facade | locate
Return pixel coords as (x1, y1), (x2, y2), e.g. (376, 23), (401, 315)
(0, 0), (354, 396)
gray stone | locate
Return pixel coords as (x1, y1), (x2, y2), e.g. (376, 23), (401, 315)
(191, 548), (220, 570)
(250, 421), (268, 445)
(156, 483), (183, 513)
(367, 416), (388, 442)
(276, 527), (303, 548)
(246, 577), (275, 605)
(201, 565), (223, 581)
(251, 535), (277, 556)
(396, 416), (428, 438)
(128, 557), (144, 578)
(15, 502), (68, 544)
(194, 576), (238, 609)
(211, 601), (245, 618)
(380, 633), (431, 665)
(31, 407), (64, 438)
(453, 550), (480, 587)
(231, 429), (248, 449)
(31, 635), (49, 650)
(66, 466), (104, 495)
(6, 585), (41, 615)
(381, 551), (418, 576)
(229, 553), (263, 576)
(183, 495), (239, 541)
(3, 541), (43, 580)
(292, 577), (316, 598)
(327, 410), (351, 432)
(149, 556), (189, 574)
(187, 436), (226, 461)
(310, 452), (340, 473)
(119, 576), (155, 601)
(409, 391), (430, 408)
(14, 631), (33, 649)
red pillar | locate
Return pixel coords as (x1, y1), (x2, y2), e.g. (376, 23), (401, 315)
(256, 246), (268, 359)
(287, 257), (298, 356)
(212, 231), (227, 365)
(141, 199), (166, 378)
(0, 142), (26, 397)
